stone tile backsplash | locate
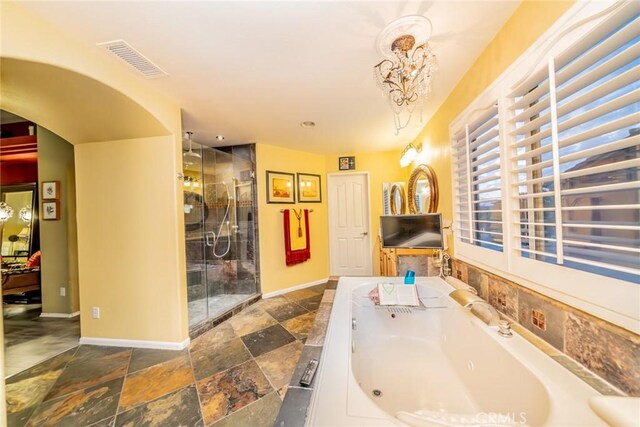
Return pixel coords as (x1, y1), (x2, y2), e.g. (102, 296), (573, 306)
(487, 277), (517, 321)
(564, 313), (640, 396)
(517, 288), (566, 351)
(452, 258), (640, 396)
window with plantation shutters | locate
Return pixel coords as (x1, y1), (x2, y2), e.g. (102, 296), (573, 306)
(450, 1), (640, 331)
(508, 9), (639, 282)
(453, 104), (503, 252)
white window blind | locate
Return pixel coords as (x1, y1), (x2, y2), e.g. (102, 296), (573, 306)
(453, 104), (503, 252)
(508, 10), (640, 282)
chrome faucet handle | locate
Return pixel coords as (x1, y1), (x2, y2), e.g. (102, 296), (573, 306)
(498, 320), (513, 338)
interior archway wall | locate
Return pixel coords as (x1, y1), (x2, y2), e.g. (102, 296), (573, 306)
(1, 1), (189, 346)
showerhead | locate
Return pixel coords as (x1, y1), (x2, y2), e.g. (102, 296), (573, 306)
(183, 131), (201, 166)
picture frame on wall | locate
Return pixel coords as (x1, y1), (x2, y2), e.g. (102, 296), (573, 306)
(338, 156), (356, 170)
(42, 201), (60, 220)
(266, 170), (295, 204)
(297, 173), (322, 203)
(42, 181), (60, 200)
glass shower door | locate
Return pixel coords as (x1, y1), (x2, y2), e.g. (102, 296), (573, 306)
(183, 144), (207, 327)
(186, 144), (259, 326)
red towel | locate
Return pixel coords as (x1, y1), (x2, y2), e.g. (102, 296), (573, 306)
(284, 209), (311, 266)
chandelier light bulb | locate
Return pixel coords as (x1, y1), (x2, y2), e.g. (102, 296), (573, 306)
(19, 206), (32, 223)
(400, 143), (419, 167)
(0, 202), (14, 223)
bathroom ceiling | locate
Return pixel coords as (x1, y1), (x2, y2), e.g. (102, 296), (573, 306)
(16, 1), (520, 154)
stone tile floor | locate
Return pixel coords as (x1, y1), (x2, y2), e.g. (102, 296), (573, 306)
(3, 304), (80, 377)
(5, 282), (332, 427)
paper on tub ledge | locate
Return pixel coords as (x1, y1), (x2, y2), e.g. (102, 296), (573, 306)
(377, 283), (420, 306)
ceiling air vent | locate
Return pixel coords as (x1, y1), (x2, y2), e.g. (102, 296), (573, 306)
(97, 40), (167, 78)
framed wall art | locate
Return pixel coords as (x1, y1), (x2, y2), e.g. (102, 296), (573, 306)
(42, 201), (60, 220)
(266, 171), (295, 204)
(297, 173), (322, 203)
(338, 156), (356, 170)
(42, 181), (60, 200)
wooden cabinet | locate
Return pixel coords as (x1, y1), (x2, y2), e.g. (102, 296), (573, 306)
(379, 236), (437, 277)
(2, 270), (40, 295)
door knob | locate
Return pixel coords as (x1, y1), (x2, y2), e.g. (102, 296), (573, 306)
(360, 232), (368, 236)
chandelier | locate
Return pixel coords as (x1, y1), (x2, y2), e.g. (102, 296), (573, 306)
(0, 202), (14, 223)
(374, 16), (437, 135)
(19, 205), (32, 223)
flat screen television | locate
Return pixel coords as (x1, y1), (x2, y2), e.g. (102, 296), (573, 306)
(380, 214), (444, 249)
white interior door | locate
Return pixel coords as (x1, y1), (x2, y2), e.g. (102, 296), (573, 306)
(328, 173), (372, 276)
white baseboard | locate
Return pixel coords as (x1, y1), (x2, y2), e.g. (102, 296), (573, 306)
(262, 278), (329, 299)
(40, 311), (80, 318)
(79, 336), (190, 350)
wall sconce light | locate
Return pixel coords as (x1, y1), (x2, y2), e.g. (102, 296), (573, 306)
(400, 143), (420, 167)
(0, 202), (14, 223)
(183, 176), (200, 188)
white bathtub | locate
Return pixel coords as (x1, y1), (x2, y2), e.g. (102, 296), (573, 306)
(307, 276), (605, 426)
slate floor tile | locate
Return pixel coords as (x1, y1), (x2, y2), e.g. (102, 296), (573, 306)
(283, 288), (318, 302)
(26, 377), (123, 427)
(280, 312), (316, 340)
(255, 341), (304, 389)
(191, 338), (251, 380)
(196, 360), (272, 425)
(226, 306), (277, 337)
(44, 348), (131, 401)
(119, 354), (194, 412)
(296, 295), (322, 311)
(241, 324), (296, 358)
(264, 302), (308, 323)
(5, 349), (78, 426)
(114, 386), (202, 427)
(211, 391), (281, 427)
(127, 348), (188, 374)
(189, 323), (236, 354)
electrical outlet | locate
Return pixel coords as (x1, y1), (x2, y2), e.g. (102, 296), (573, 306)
(60, 287), (66, 297)
(92, 307), (100, 319)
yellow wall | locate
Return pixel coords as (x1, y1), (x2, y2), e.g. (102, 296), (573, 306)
(37, 126), (80, 315)
(75, 136), (187, 342)
(0, 1), (177, 142)
(256, 143), (330, 293)
(325, 151), (405, 276)
(409, 0), (575, 250)
(1, 2), (188, 343)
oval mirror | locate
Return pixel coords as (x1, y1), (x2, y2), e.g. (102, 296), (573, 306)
(408, 164), (439, 214)
(390, 183), (406, 215)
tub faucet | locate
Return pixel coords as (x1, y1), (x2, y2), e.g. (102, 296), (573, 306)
(464, 300), (501, 327)
(449, 289), (501, 327)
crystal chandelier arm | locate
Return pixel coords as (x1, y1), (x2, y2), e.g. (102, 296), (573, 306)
(372, 17), (438, 134)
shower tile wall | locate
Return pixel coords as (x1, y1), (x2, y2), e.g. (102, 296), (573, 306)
(185, 144), (260, 330)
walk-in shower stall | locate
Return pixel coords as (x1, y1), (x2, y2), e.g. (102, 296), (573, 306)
(182, 142), (260, 330)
